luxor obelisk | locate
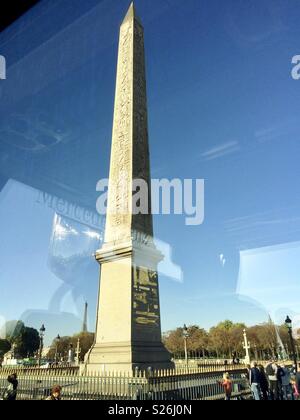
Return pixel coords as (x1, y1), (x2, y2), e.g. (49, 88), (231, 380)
(86, 3), (173, 373)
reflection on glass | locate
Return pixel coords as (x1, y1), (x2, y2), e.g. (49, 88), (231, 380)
(48, 214), (102, 311)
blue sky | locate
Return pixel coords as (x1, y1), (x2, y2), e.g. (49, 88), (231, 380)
(0, 0), (300, 344)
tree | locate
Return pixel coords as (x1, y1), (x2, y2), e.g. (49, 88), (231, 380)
(0, 339), (11, 358)
(0, 321), (40, 358)
(17, 327), (40, 358)
(208, 321), (245, 358)
(278, 325), (290, 348)
(185, 326), (208, 356)
(163, 326), (209, 357)
(254, 323), (277, 356)
(229, 324), (246, 355)
(164, 321), (299, 360)
(47, 332), (95, 361)
(71, 332), (94, 361)
(1, 320), (24, 341)
(163, 328), (185, 355)
(47, 336), (72, 361)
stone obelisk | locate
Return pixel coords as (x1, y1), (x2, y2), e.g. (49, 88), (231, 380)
(86, 3), (173, 373)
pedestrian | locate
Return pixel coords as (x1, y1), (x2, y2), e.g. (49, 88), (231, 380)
(296, 364), (300, 394)
(265, 360), (280, 400)
(245, 364), (251, 383)
(45, 385), (62, 401)
(280, 364), (293, 400)
(1, 373), (18, 401)
(258, 365), (269, 400)
(277, 364), (285, 400)
(249, 362), (261, 400)
(219, 373), (233, 401)
(291, 378), (299, 400)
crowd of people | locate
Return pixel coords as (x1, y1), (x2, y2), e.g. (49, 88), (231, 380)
(221, 361), (300, 400)
(221, 360), (300, 401)
(248, 361), (300, 400)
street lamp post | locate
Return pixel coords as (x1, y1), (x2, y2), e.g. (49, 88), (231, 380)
(38, 324), (46, 367)
(68, 343), (75, 365)
(254, 344), (258, 361)
(285, 316), (297, 372)
(284, 344), (289, 359)
(55, 335), (61, 365)
(183, 324), (189, 369)
(75, 338), (81, 366)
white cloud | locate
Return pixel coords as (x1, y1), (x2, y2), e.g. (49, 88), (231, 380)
(201, 141), (239, 161)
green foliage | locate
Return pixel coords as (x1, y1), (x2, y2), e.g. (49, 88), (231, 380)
(1, 320), (25, 341)
(163, 328), (185, 354)
(0, 339), (11, 357)
(0, 320), (40, 358)
(47, 332), (95, 361)
(16, 327), (40, 358)
(72, 332), (94, 360)
(164, 320), (299, 359)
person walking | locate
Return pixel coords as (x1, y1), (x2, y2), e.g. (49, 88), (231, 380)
(280, 364), (293, 400)
(45, 385), (62, 401)
(266, 360), (279, 400)
(258, 365), (269, 400)
(277, 364), (285, 400)
(219, 373), (233, 401)
(245, 364), (251, 384)
(296, 364), (300, 394)
(291, 377), (299, 400)
(1, 374), (18, 401)
(249, 362), (261, 400)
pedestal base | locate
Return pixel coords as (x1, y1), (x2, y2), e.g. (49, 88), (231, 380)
(85, 341), (174, 374)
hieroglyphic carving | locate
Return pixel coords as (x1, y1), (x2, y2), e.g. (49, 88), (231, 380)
(132, 21), (153, 238)
(105, 12), (153, 243)
(105, 20), (133, 243)
(133, 265), (160, 333)
(89, 5), (172, 372)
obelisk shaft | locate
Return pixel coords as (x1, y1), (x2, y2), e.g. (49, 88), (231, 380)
(86, 3), (173, 373)
(105, 3), (153, 245)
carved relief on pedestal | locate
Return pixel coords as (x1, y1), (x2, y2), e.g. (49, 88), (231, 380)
(132, 265), (160, 330)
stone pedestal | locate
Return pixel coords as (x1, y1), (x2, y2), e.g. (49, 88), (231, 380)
(86, 241), (173, 373)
